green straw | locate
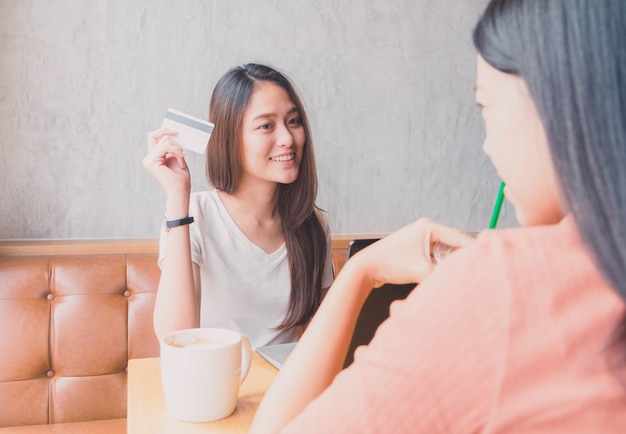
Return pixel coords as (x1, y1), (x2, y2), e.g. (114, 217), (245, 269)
(489, 181), (506, 229)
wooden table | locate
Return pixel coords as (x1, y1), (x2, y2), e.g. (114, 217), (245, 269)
(127, 353), (278, 433)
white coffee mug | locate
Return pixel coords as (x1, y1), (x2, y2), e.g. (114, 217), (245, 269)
(160, 327), (252, 422)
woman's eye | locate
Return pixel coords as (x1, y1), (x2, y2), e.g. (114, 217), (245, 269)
(260, 123), (272, 130)
(287, 117), (302, 126)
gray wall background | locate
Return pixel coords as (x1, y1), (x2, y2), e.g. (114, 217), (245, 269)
(0, 0), (515, 240)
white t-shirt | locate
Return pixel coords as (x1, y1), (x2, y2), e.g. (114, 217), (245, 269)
(159, 190), (334, 349)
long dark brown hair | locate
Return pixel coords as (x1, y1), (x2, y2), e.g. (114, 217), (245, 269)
(206, 63), (328, 329)
(473, 0), (626, 356)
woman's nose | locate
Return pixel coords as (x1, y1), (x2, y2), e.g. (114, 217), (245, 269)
(276, 124), (294, 147)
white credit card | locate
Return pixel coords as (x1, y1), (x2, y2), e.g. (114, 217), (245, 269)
(160, 109), (214, 154)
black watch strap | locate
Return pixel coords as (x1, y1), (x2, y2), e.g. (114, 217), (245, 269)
(165, 216), (194, 231)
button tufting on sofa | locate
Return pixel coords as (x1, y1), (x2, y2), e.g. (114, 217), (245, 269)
(0, 235), (369, 432)
(0, 245), (161, 432)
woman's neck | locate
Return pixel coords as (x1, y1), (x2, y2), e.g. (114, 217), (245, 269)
(217, 184), (284, 253)
(218, 180), (279, 220)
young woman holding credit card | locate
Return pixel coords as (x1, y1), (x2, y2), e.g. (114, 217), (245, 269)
(143, 64), (333, 349)
(251, 0), (626, 432)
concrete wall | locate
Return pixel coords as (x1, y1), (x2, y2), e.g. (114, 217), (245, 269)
(0, 0), (514, 239)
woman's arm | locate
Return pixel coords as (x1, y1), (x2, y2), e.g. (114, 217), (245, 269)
(152, 217), (201, 339)
(251, 259), (372, 433)
(144, 128), (200, 339)
(250, 218), (475, 433)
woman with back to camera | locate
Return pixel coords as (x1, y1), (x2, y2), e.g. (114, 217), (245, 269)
(251, 0), (626, 432)
(143, 64), (334, 349)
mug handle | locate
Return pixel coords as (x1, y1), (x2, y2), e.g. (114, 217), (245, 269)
(240, 337), (252, 383)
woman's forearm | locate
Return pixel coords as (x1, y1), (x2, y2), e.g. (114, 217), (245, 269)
(250, 259), (373, 433)
(153, 197), (199, 339)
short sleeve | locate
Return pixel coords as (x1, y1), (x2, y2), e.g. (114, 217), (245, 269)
(187, 194), (203, 266)
(282, 244), (512, 433)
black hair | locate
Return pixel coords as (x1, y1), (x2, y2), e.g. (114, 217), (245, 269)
(207, 63), (328, 329)
(473, 0), (626, 353)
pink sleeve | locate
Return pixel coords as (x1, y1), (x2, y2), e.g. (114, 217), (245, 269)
(281, 245), (512, 433)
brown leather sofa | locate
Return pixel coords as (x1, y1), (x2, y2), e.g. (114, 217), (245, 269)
(0, 241), (161, 433)
(0, 236), (358, 433)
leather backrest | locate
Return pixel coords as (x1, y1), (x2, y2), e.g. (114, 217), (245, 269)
(0, 253), (160, 427)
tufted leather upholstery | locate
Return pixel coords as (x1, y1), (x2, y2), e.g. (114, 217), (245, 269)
(0, 253), (160, 430)
(0, 235), (362, 432)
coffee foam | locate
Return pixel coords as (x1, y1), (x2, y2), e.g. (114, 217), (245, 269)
(167, 335), (225, 349)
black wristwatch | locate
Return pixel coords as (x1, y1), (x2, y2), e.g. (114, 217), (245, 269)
(164, 216), (194, 232)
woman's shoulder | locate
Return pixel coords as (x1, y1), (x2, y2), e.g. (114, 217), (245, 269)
(187, 190), (226, 231)
(471, 215), (592, 277)
(428, 215), (606, 313)
(444, 215), (618, 322)
(189, 190), (220, 211)
(189, 189), (218, 203)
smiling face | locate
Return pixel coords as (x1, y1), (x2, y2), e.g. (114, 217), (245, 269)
(475, 55), (564, 226)
(239, 81), (305, 190)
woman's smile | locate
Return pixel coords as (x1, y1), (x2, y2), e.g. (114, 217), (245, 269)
(270, 153), (296, 162)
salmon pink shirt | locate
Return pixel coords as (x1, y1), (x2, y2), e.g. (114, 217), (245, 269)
(283, 216), (626, 433)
